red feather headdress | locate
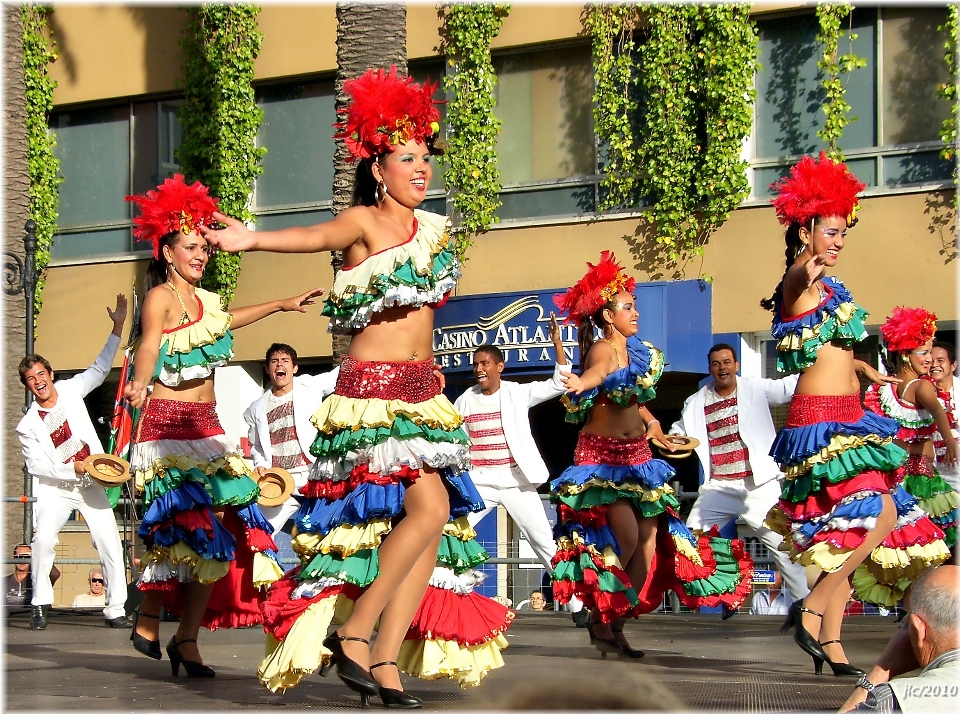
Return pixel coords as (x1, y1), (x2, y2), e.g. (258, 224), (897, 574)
(553, 251), (637, 325)
(771, 151), (865, 227)
(125, 174), (219, 259)
(880, 306), (938, 353)
(334, 66), (442, 161)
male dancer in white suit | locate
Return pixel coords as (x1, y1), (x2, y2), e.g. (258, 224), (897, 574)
(17, 295), (131, 630)
(455, 314), (585, 623)
(669, 343), (809, 612)
(243, 343), (339, 534)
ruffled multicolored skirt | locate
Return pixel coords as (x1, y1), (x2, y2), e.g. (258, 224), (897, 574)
(899, 454), (959, 548)
(131, 398), (282, 630)
(257, 357), (513, 692)
(766, 394), (950, 606)
(550, 432), (752, 623)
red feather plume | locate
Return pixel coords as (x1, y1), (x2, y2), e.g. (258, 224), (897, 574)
(553, 251), (637, 325)
(125, 174), (219, 259)
(880, 306), (938, 353)
(771, 151), (865, 227)
(334, 66), (442, 161)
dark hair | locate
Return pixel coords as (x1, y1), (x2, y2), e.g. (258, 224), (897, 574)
(12, 544), (30, 556)
(18, 354), (53, 385)
(144, 231), (183, 294)
(760, 220), (819, 312)
(933, 340), (957, 365)
(352, 138), (443, 207)
(474, 345), (504, 364)
(708, 343), (739, 363)
(265, 342), (298, 367)
(577, 301), (617, 371)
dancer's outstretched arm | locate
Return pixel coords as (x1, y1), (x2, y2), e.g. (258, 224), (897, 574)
(202, 207), (367, 254)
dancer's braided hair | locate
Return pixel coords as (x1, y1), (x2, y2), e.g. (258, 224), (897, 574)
(760, 221), (814, 312)
(577, 303), (615, 372)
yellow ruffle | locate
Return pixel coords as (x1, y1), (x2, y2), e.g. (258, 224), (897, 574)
(142, 542), (230, 584)
(259, 596), (339, 692)
(865, 541), (951, 577)
(763, 506), (792, 539)
(135, 452), (251, 492)
(397, 634), (508, 689)
(159, 287), (232, 356)
(292, 520), (393, 561)
(443, 516), (477, 542)
(794, 541), (854, 573)
(310, 392), (464, 433)
(913, 490), (960, 519)
(253, 552), (284, 589)
(775, 300), (859, 352)
(327, 210), (451, 306)
(782, 433), (893, 478)
(556, 477), (674, 504)
(673, 532), (704, 567)
(557, 534), (624, 570)
(851, 565), (910, 607)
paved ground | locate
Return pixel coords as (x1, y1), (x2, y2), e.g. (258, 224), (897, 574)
(4, 608), (898, 711)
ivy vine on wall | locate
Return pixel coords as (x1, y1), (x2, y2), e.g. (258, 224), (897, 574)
(585, 4), (758, 275)
(815, 3), (866, 162)
(938, 5), (958, 170)
(177, 4), (265, 306)
(22, 5), (61, 319)
(439, 3), (510, 260)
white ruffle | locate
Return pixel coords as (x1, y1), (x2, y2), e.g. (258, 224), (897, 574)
(874, 384), (934, 428)
(130, 434), (242, 470)
(427, 566), (487, 594)
(328, 277), (459, 332)
(157, 358), (229, 388)
(291, 577), (349, 600)
(310, 437), (470, 482)
(137, 558), (195, 585)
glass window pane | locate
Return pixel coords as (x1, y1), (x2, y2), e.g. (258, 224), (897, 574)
(882, 7), (952, 146)
(52, 228), (131, 260)
(420, 196), (447, 215)
(52, 106), (130, 226)
(883, 151), (952, 186)
(256, 82), (336, 208)
(132, 102), (159, 196)
(255, 209), (333, 232)
(159, 101), (182, 172)
(498, 186), (595, 221)
(840, 10), (877, 151)
(493, 45), (595, 185)
(842, 157), (877, 188)
(409, 60), (447, 192)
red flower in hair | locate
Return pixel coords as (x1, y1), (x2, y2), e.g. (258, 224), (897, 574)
(880, 306), (938, 353)
(553, 251), (637, 325)
(771, 151), (865, 227)
(334, 66), (442, 161)
(125, 174), (219, 259)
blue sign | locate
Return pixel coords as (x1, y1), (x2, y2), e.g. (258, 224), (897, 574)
(434, 281), (713, 375)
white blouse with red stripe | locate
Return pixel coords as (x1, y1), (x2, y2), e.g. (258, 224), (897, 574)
(703, 387), (753, 480)
(462, 391), (517, 470)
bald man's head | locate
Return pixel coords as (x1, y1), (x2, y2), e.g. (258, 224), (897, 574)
(906, 565), (959, 663)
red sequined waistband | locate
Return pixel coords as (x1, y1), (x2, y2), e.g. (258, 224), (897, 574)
(785, 393), (863, 428)
(137, 398), (225, 443)
(904, 453), (934, 476)
(336, 356), (440, 403)
(574, 432), (652, 466)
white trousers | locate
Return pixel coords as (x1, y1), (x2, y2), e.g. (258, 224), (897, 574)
(686, 477), (810, 600)
(31, 480), (127, 619)
(467, 483), (557, 571)
(259, 466), (310, 535)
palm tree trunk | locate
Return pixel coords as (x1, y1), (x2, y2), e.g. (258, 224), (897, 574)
(3, 5), (31, 549)
(330, 2), (407, 363)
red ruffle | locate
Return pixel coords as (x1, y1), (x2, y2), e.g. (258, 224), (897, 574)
(880, 518), (946, 548)
(552, 579), (635, 624)
(260, 569), (361, 642)
(404, 585), (514, 645)
(299, 464), (421, 500)
(779, 471), (892, 520)
(557, 504), (609, 529)
(801, 527), (868, 552)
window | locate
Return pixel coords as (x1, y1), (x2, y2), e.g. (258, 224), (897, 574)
(51, 100), (183, 261)
(753, 7), (952, 197)
(492, 44), (598, 221)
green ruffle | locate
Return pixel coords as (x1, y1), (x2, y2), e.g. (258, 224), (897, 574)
(777, 304), (869, 373)
(679, 536), (745, 598)
(780, 442), (907, 503)
(153, 331), (233, 380)
(141, 466), (259, 508)
(564, 385), (658, 425)
(902, 473), (959, 502)
(436, 533), (489, 574)
(301, 548), (379, 587)
(942, 526), (957, 548)
(553, 552), (639, 600)
(310, 414), (468, 458)
(557, 486), (679, 518)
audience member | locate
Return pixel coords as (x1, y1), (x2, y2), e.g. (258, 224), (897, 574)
(4, 544), (59, 614)
(71, 566), (106, 608)
(488, 671), (685, 710)
(750, 571), (792, 616)
(528, 590), (547, 611)
(839, 565), (959, 713)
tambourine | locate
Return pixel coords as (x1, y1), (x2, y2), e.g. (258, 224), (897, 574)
(256, 467), (295, 507)
(649, 435), (700, 460)
(83, 454), (132, 487)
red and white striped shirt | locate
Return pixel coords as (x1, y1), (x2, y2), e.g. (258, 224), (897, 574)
(704, 388), (752, 480)
(463, 392), (516, 469)
(266, 392), (309, 470)
(38, 404), (91, 465)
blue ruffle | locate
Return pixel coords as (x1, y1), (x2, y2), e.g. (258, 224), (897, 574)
(770, 411), (900, 464)
(566, 336), (661, 412)
(553, 521), (621, 555)
(797, 494), (885, 539)
(140, 480), (212, 524)
(550, 458), (676, 493)
(141, 519), (237, 562)
(892, 485), (921, 515)
(443, 468), (485, 518)
(236, 503), (275, 535)
(295, 482), (406, 535)
(665, 513), (698, 552)
(771, 276), (855, 340)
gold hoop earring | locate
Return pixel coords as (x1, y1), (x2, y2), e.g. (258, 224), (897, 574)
(375, 181), (388, 203)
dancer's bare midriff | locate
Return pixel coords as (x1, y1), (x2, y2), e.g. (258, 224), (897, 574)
(794, 342), (860, 396)
(347, 304), (436, 363)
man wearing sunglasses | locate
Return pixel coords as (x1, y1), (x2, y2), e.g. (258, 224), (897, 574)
(71, 567), (106, 608)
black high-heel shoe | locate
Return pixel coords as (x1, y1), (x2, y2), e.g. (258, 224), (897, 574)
(779, 599), (802, 634)
(817, 640), (866, 677)
(321, 631), (379, 699)
(166, 636), (215, 678)
(788, 601), (828, 668)
(366, 661), (422, 709)
(586, 621), (622, 659)
(610, 624), (645, 659)
(131, 608), (162, 660)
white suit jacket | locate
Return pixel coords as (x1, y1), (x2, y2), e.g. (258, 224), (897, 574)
(454, 363), (571, 487)
(669, 374), (798, 487)
(243, 369), (340, 469)
(17, 333), (120, 483)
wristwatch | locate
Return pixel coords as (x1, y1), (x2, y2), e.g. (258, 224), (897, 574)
(856, 674), (876, 692)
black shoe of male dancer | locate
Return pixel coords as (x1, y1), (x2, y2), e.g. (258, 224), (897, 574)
(571, 609), (590, 628)
(721, 604), (739, 621)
